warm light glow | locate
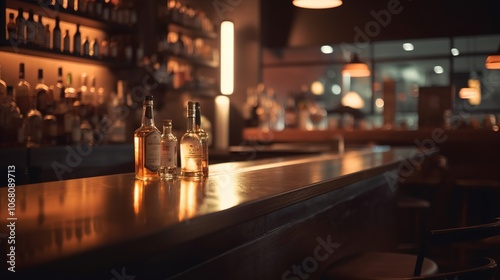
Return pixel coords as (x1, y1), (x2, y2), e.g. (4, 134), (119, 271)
(220, 21), (234, 95)
(215, 95), (230, 150)
(434, 66), (444, 74)
(331, 84), (341, 95)
(293, 0), (342, 9)
(321, 45), (334, 54)
(311, 81), (324, 95)
(485, 54), (500, 69)
(375, 98), (384, 108)
(133, 180), (144, 216)
(178, 179), (199, 221)
(342, 63), (371, 77)
(341, 91), (365, 109)
(402, 43), (414, 51)
(451, 48), (460, 56)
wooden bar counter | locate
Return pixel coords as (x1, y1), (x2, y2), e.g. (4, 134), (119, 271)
(0, 147), (435, 279)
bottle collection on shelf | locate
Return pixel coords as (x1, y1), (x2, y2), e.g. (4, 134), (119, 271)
(5, 6), (139, 63)
(0, 63), (127, 147)
(160, 0), (215, 34)
(134, 96), (208, 181)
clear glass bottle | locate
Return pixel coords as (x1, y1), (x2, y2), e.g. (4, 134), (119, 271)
(53, 17), (61, 51)
(180, 101), (203, 178)
(16, 8), (25, 44)
(195, 102), (209, 177)
(15, 63), (31, 117)
(159, 119), (178, 179)
(134, 95), (161, 180)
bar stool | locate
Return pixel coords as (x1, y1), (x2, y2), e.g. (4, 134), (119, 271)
(321, 218), (500, 280)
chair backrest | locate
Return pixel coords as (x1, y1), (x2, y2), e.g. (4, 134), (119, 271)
(413, 217), (500, 276)
(409, 257), (497, 280)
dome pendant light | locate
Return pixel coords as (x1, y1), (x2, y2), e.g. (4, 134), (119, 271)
(342, 53), (371, 77)
(293, 0), (343, 9)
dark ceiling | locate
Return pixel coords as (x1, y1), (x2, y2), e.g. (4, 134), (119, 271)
(261, 0), (500, 48)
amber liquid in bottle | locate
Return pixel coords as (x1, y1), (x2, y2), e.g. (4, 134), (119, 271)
(195, 102), (209, 177)
(180, 101), (203, 178)
(134, 95), (161, 180)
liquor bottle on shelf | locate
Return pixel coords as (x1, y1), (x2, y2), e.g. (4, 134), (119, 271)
(36, 13), (45, 47)
(91, 38), (99, 57)
(15, 8), (25, 44)
(73, 24), (82, 55)
(195, 102), (209, 177)
(180, 101), (203, 178)
(67, 0), (75, 11)
(63, 30), (70, 52)
(82, 36), (90, 56)
(15, 63), (31, 117)
(102, 0), (112, 21)
(87, 0), (95, 16)
(78, 0), (87, 14)
(25, 90), (43, 147)
(25, 10), (36, 46)
(63, 73), (77, 143)
(95, 0), (104, 17)
(7, 13), (17, 42)
(100, 37), (109, 58)
(108, 80), (126, 143)
(44, 25), (51, 49)
(6, 86), (23, 146)
(134, 95), (161, 180)
(53, 17), (61, 51)
(53, 67), (67, 144)
(43, 105), (58, 146)
(35, 69), (50, 116)
(159, 119), (178, 179)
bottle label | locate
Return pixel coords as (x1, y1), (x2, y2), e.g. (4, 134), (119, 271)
(161, 141), (177, 168)
(144, 131), (161, 172)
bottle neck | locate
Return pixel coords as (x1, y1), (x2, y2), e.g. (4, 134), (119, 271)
(195, 108), (202, 129)
(141, 102), (155, 127)
(163, 125), (173, 135)
(186, 115), (196, 131)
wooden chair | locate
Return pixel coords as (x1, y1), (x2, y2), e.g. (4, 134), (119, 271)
(321, 218), (500, 280)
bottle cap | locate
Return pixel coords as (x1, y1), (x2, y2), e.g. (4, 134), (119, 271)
(187, 101), (196, 117)
(145, 95), (153, 101)
(163, 119), (172, 126)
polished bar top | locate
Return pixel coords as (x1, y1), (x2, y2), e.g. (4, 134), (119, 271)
(0, 146), (432, 274)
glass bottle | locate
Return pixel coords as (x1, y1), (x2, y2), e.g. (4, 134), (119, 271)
(53, 16), (61, 51)
(195, 102), (209, 177)
(91, 38), (99, 57)
(63, 29), (70, 52)
(36, 13), (45, 47)
(180, 101), (203, 178)
(43, 104), (58, 146)
(15, 63), (31, 117)
(159, 119), (178, 179)
(134, 95), (161, 180)
(35, 69), (50, 116)
(53, 67), (67, 144)
(16, 8), (25, 44)
(73, 24), (82, 55)
(44, 24), (51, 48)
(25, 90), (43, 147)
(25, 10), (36, 46)
(82, 36), (90, 56)
(7, 13), (17, 42)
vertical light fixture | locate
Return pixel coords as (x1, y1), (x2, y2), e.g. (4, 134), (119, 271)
(220, 20), (234, 95)
(216, 20), (234, 151)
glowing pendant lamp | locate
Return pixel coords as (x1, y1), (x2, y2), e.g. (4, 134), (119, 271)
(293, 0), (342, 9)
(342, 53), (371, 77)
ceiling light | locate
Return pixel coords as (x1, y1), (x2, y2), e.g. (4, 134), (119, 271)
(451, 48), (459, 56)
(321, 45), (334, 54)
(402, 43), (414, 51)
(433, 66), (444, 74)
(342, 53), (371, 77)
(293, 0), (342, 9)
